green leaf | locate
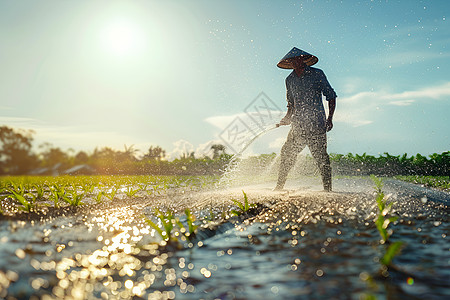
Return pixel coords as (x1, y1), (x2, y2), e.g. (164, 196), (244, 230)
(230, 209), (241, 216)
(375, 215), (388, 241)
(243, 191), (249, 211)
(231, 199), (244, 211)
(145, 218), (166, 241)
(381, 241), (403, 266)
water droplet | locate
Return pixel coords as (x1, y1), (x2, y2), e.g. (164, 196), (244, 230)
(15, 248), (26, 259)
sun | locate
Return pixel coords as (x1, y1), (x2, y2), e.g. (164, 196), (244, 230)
(101, 19), (144, 56)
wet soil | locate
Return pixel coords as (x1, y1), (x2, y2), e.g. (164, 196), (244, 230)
(0, 177), (449, 299)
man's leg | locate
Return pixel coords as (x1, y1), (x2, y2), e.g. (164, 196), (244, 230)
(308, 134), (332, 192)
(276, 127), (306, 190)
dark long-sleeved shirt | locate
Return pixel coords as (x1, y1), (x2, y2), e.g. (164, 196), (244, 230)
(286, 66), (337, 135)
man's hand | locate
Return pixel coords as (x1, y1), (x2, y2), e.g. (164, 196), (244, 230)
(326, 118), (333, 132)
(277, 116), (291, 127)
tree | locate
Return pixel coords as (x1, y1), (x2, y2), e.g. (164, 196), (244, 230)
(121, 144), (138, 161)
(39, 143), (70, 170)
(0, 126), (38, 175)
(74, 151), (89, 165)
(143, 146), (166, 161)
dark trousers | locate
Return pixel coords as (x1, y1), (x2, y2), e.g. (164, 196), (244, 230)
(277, 125), (332, 191)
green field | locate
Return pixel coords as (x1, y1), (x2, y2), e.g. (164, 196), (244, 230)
(0, 175), (219, 214)
(395, 175), (450, 192)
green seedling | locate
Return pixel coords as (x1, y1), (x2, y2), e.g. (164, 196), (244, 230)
(144, 208), (199, 243)
(184, 209), (198, 238)
(82, 183), (95, 195)
(145, 208), (177, 242)
(8, 189), (34, 212)
(63, 187), (85, 207)
(95, 191), (104, 203)
(147, 185), (161, 196)
(380, 241), (403, 266)
(50, 184), (67, 209)
(370, 175), (404, 267)
(230, 191), (256, 216)
(104, 187), (117, 200)
(371, 175), (398, 243)
(125, 186), (141, 198)
(6, 182), (36, 212)
(32, 183), (46, 200)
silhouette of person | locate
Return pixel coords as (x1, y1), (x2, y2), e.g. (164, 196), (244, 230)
(275, 47), (336, 192)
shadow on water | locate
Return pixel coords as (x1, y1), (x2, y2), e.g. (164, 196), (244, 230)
(0, 176), (449, 299)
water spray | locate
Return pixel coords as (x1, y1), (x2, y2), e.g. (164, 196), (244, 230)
(218, 123), (282, 187)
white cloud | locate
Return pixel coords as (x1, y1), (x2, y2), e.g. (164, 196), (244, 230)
(387, 82), (450, 100)
(166, 139), (195, 161)
(335, 81), (450, 127)
(389, 99), (415, 106)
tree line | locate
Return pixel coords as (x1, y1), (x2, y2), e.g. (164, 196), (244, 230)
(0, 125), (448, 176)
(0, 126), (230, 176)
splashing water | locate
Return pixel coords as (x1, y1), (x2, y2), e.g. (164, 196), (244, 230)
(218, 124), (279, 188)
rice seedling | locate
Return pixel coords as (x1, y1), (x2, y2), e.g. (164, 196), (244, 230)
(81, 183), (96, 195)
(50, 184), (66, 209)
(5, 181), (36, 212)
(230, 191), (256, 216)
(146, 184), (162, 196)
(184, 209), (198, 239)
(103, 186), (117, 201)
(95, 191), (104, 203)
(370, 175), (404, 267)
(32, 183), (46, 200)
(145, 208), (178, 243)
(125, 186), (141, 198)
(144, 208), (200, 244)
(63, 185), (85, 207)
(360, 176), (406, 299)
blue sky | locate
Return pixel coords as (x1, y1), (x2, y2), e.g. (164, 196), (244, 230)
(1, 0), (449, 159)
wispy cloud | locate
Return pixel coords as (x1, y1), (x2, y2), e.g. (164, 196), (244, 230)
(386, 82), (450, 100)
(333, 81), (450, 127)
(389, 100), (415, 106)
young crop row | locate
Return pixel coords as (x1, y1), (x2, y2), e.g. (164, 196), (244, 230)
(395, 175), (450, 192)
(0, 175), (219, 213)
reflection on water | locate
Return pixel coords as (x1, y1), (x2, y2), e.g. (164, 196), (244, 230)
(0, 178), (448, 299)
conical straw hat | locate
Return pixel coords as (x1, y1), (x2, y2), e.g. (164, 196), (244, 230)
(277, 47), (318, 69)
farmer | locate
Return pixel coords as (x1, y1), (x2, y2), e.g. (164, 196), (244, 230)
(275, 47), (336, 192)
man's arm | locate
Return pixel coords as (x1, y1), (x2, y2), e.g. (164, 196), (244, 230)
(326, 98), (336, 132)
(277, 105), (293, 127)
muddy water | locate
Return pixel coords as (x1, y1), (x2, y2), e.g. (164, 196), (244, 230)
(0, 177), (449, 299)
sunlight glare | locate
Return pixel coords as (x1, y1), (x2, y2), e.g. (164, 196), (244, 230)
(101, 19), (145, 57)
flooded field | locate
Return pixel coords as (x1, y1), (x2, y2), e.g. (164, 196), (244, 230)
(0, 177), (449, 299)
